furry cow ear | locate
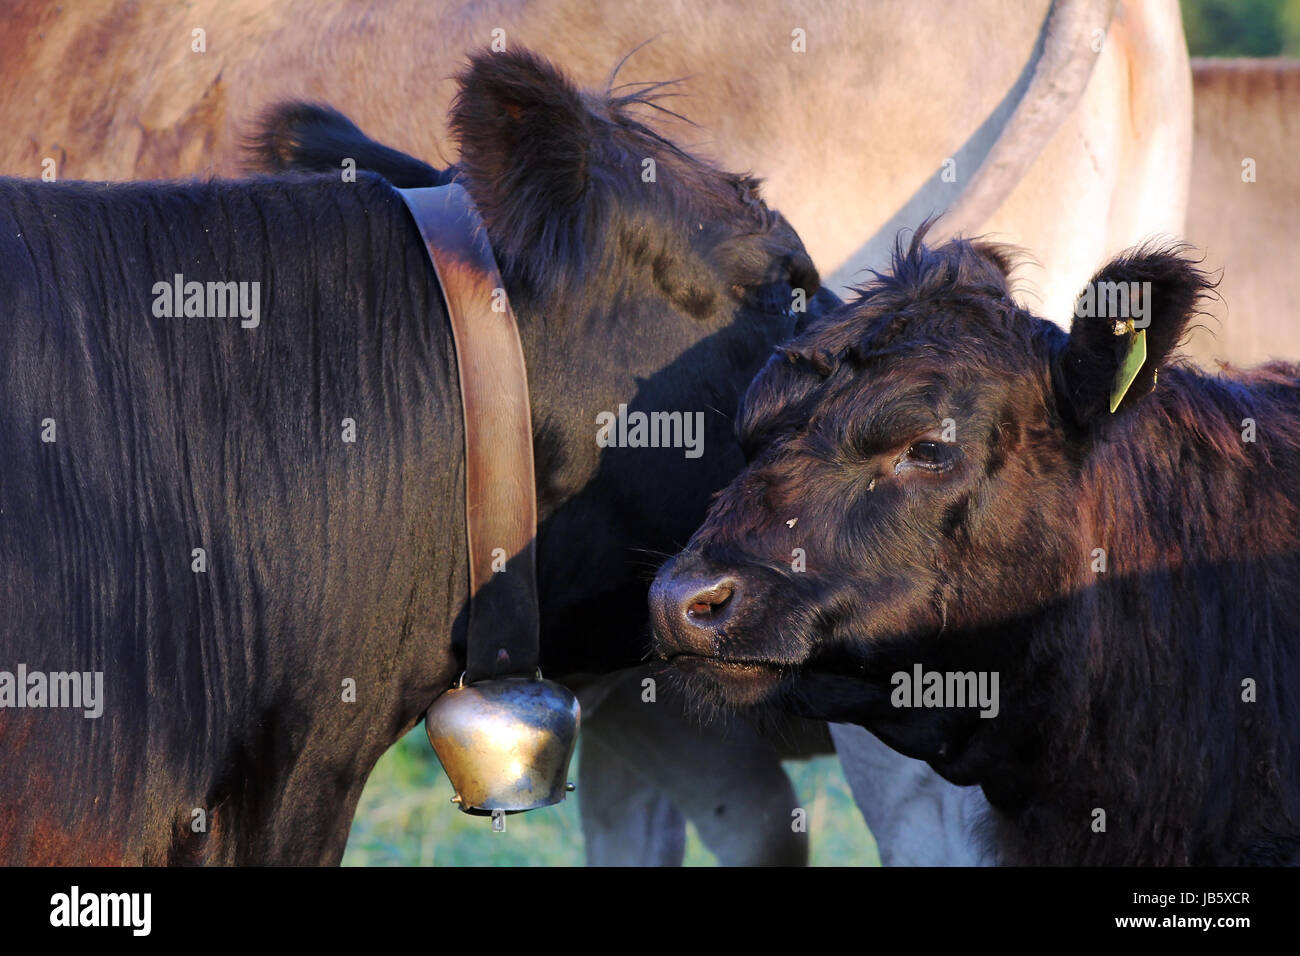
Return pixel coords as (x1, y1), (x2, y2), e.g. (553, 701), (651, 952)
(1053, 245), (1213, 425)
(249, 102), (449, 187)
(450, 49), (592, 294)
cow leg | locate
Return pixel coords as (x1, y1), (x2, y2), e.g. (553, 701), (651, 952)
(829, 722), (992, 866)
(579, 730), (687, 866)
(577, 669), (805, 866)
(655, 716), (805, 867)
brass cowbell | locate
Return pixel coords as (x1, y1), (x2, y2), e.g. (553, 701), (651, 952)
(425, 674), (579, 815)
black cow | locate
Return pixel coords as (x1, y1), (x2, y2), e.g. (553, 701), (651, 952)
(0, 49), (826, 864)
(652, 229), (1300, 865)
(249, 96), (840, 868)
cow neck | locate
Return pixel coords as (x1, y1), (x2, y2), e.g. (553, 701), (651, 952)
(396, 185), (540, 684)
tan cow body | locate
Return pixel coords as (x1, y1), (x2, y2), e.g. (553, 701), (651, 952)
(1184, 58), (1300, 367)
(1, 0), (1190, 320)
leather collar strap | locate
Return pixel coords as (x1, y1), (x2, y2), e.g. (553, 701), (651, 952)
(397, 184), (540, 684)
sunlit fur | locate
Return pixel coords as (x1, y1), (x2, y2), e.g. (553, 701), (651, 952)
(0, 49), (826, 863)
(654, 226), (1300, 864)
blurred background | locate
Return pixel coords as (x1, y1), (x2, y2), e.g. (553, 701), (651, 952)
(1182, 0), (1300, 54)
(343, 0), (1293, 866)
(345, 728), (879, 866)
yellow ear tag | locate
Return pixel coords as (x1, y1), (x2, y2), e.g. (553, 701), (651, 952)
(1109, 323), (1147, 414)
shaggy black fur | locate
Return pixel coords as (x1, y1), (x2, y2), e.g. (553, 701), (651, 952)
(653, 226), (1300, 864)
(0, 48), (825, 864)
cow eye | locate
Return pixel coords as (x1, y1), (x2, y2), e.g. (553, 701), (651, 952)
(901, 440), (955, 472)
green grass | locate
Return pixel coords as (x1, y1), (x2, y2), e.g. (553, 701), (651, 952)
(342, 727), (879, 866)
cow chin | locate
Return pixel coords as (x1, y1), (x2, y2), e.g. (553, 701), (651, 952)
(663, 652), (788, 708)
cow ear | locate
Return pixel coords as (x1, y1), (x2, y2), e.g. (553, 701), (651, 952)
(450, 49), (591, 292)
(1053, 246), (1213, 426)
(249, 101), (449, 187)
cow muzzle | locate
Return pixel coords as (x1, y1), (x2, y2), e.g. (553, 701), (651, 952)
(650, 554), (744, 659)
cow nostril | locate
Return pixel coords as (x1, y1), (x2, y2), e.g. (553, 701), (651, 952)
(684, 580), (735, 621)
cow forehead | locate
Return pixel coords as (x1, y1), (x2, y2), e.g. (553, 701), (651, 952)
(812, 365), (969, 438)
(785, 237), (1031, 358)
(601, 112), (785, 235)
(746, 337), (1043, 458)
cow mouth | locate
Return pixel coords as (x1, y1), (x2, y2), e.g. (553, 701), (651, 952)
(661, 652), (788, 705)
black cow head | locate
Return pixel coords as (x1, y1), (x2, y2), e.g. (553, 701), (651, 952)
(250, 49), (838, 674)
(650, 229), (1214, 733)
